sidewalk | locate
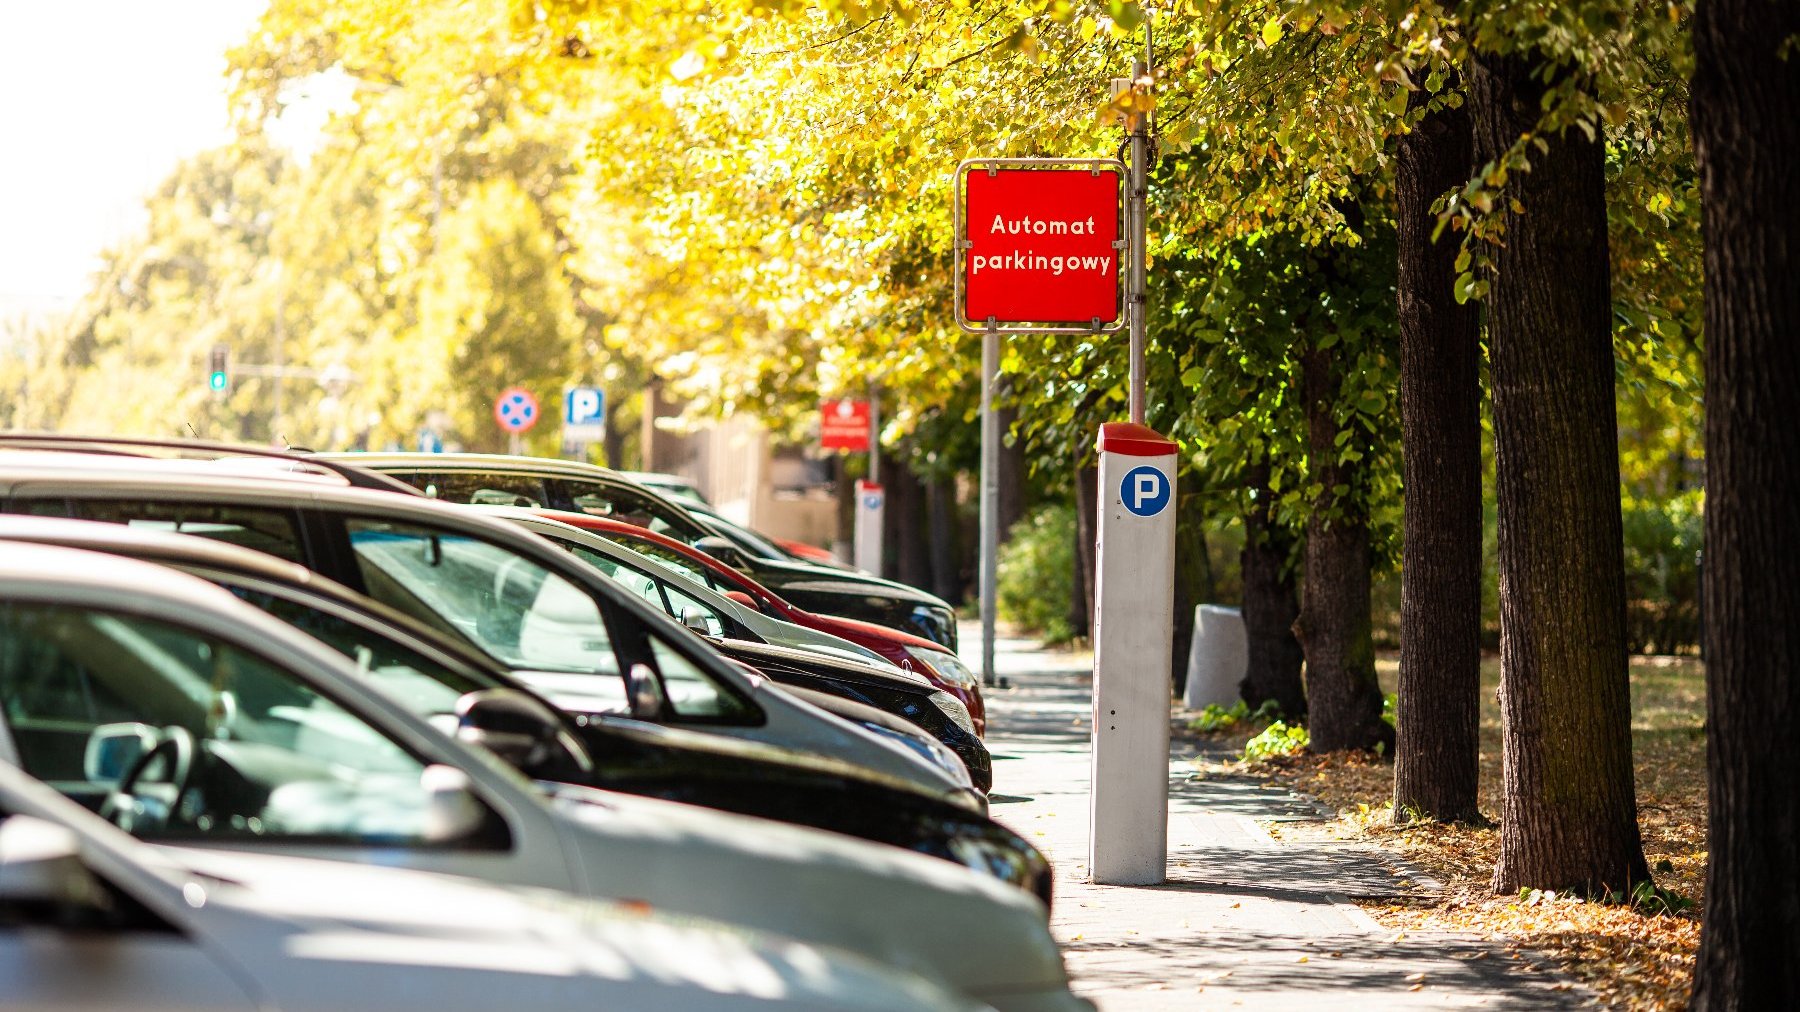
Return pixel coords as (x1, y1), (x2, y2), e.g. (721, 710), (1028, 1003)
(968, 630), (1582, 1010)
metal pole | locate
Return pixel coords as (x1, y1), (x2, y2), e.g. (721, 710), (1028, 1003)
(867, 381), (881, 485)
(273, 263), (287, 442)
(979, 320), (1000, 688)
(1127, 42), (1150, 426)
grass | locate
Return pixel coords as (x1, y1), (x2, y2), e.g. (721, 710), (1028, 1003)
(1180, 652), (1707, 1009)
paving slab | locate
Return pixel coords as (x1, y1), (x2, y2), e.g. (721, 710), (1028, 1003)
(969, 631), (1584, 1011)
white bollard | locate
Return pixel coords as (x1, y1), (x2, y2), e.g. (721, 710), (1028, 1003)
(853, 480), (885, 576)
(1089, 422), (1177, 885)
(1183, 605), (1248, 710)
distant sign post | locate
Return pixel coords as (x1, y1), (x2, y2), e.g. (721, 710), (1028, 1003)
(563, 386), (607, 452)
(819, 399), (871, 452)
(494, 386), (539, 455)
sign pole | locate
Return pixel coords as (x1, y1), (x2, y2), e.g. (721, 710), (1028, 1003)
(1127, 31), (1151, 424)
(979, 318), (1000, 690)
(867, 380), (881, 485)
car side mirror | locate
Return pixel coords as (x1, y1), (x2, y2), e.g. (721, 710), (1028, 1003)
(455, 688), (592, 779)
(692, 536), (749, 570)
(722, 590), (762, 613)
(679, 606), (715, 637)
(419, 765), (489, 844)
(0, 816), (108, 911)
(626, 662), (668, 720)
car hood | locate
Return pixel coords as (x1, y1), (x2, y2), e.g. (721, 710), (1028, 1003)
(541, 782), (1068, 997)
(165, 847), (975, 1011)
(746, 558), (950, 605)
(719, 638), (936, 692)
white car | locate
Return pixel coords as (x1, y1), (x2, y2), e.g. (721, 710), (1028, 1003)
(0, 761), (978, 1011)
(0, 543), (1087, 1011)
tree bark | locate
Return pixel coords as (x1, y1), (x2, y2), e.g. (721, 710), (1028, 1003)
(1239, 460), (1306, 717)
(1689, 0), (1800, 1004)
(1296, 343), (1394, 753)
(887, 457), (931, 591)
(1472, 52), (1649, 896)
(1072, 464), (1099, 640)
(997, 402), (1026, 546)
(926, 473), (961, 605)
(1393, 89), (1484, 824)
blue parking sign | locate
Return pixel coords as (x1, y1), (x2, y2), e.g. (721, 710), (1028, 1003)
(565, 387), (605, 425)
(1120, 465), (1171, 518)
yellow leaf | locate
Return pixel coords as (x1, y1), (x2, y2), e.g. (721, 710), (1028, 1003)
(1261, 17), (1284, 46)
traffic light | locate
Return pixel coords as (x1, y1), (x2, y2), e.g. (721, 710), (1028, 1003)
(208, 344), (229, 395)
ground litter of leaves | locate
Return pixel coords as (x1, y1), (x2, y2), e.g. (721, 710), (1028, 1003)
(1176, 653), (1706, 1010)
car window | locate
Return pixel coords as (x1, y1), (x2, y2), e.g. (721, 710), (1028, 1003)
(396, 471), (545, 508)
(222, 584), (484, 724)
(591, 533), (714, 586)
(547, 479), (706, 541)
(345, 519), (617, 677)
(567, 545), (668, 612)
(645, 631), (754, 721)
(35, 500), (305, 563)
(664, 584), (725, 638)
(0, 603), (482, 848)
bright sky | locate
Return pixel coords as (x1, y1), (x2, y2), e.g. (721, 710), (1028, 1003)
(0, 0), (267, 319)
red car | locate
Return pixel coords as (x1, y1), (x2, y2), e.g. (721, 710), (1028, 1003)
(533, 509), (987, 734)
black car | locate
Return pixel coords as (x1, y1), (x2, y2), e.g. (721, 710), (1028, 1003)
(0, 458), (986, 792)
(317, 452), (960, 650)
(0, 515), (1046, 905)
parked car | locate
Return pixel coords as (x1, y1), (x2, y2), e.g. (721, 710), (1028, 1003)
(0, 431), (423, 495)
(0, 456), (981, 798)
(0, 515), (1046, 900)
(500, 507), (984, 735)
(524, 508), (988, 734)
(618, 469), (709, 505)
(675, 494), (860, 572)
(314, 452), (960, 649)
(0, 761), (975, 1011)
(0, 542), (1086, 1010)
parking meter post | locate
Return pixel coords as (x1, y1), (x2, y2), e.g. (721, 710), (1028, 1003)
(979, 318), (1000, 690)
(1089, 422), (1176, 885)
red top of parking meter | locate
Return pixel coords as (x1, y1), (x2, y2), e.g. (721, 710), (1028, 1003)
(1096, 422), (1176, 457)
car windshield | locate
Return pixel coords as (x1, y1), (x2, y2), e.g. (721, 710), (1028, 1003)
(345, 519), (616, 678)
(0, 603), (474, 847)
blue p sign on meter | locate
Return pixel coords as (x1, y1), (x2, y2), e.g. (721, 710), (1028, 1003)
(563, 386), (606, 443)
(1120, 464), (1171, 517)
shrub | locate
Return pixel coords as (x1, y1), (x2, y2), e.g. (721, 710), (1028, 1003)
(996, 503), (1077, 644)
(1244, 720), (1309, 761)
(1622, 489), (1702, 654)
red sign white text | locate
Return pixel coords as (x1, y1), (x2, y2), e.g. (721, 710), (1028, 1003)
(962, 167), (1122, 326)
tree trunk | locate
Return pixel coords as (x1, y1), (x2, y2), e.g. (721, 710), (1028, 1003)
(1393, 89), (1484, 824)
(1689, 0), (1800, 1004)
(1072, 464), (1099, 640)
(1472, 52), (1649, 896)
(926, 474), (961, 605)
(888, 458), (931, 591)
(997, 402), (1026, 545)
(1239, 460), (1306, 717)
(1295, 343), (1393, 754)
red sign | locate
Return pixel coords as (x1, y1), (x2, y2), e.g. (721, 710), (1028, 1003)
(962, 166), (1122, 326)
(820, 399), (871, 452)
(494, 387), (540, 434)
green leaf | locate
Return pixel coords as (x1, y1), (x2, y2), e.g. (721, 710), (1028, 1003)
(1260, 17), (1283, 47)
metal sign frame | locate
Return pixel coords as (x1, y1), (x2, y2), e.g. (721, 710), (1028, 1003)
(953, 157), (1128, 336)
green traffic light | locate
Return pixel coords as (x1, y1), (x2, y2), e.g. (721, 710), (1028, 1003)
(209, 371), (227, 391)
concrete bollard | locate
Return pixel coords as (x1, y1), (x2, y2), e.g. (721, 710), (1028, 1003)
(1182, 604), (1247, 710)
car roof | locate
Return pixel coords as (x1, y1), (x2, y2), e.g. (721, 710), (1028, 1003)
(0, 433), (422, 494)
(0, 458), (763, 693)
(0, 514), (511, 678)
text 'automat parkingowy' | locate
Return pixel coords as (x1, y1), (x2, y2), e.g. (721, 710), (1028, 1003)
(961, 167), (1123, 326)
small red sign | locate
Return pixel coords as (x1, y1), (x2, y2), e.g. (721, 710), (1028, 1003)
(820, 399), (871, 452)
(494, 387), (540, 434)
(962, 167), (1122, 326)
